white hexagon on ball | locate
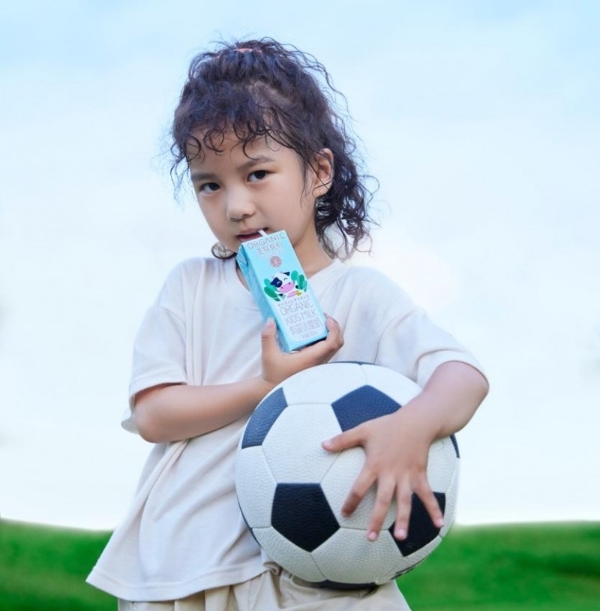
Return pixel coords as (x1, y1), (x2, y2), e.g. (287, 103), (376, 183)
(262, 403), (342, 483)
(235, 446), (276, 529)
(281, 362), (366, 406)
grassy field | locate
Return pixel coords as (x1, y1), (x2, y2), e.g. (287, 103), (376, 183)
(1, 520), (599, 610)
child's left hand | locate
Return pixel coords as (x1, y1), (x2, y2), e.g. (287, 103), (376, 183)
(321, 398), (444, 541)
(322, 361), (488, 541)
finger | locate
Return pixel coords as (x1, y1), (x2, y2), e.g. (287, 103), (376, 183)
(392, 484), (414, 540)
(340, 465), (375, 518)
(415, 482), (445, 530)
(366, 477), (396, 541)
(321, 425), (364, 453)
(324, 313), (340, 331)
(324, 315), (344, 350)
(260, 319), (279, 355)
(300, 316), (343, 361)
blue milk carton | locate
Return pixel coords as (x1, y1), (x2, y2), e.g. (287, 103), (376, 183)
(236, 230), (328, 352)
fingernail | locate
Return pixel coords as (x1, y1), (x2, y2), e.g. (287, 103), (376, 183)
(368, 531), (378, 541)
(322, 440), (332, 450)
(395, 528), (407, 539)
(436, 518), (445, 528)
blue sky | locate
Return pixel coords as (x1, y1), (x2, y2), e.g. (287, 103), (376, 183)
(1, 1), (599, 529)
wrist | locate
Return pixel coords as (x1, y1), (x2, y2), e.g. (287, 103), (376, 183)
(392, 395), (442, 443)
(255, 375), (276, 398)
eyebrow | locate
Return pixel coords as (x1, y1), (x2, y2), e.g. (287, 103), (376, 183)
(190, 155), (275, 183)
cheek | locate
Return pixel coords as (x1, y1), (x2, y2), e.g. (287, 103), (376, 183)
(198, 206), (223, 233)
(198, 200), (218, 219)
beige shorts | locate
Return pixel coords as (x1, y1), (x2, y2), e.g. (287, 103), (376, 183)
(117, 569), (411, 610)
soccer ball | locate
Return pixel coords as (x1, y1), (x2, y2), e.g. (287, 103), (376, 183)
(235, 362), (459, 586)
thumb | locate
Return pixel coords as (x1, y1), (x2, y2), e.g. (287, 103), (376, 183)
(261, 318), (278, 353)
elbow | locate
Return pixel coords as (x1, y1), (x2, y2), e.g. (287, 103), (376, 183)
(458, 362), (490, 404)
(478, 371), (490, 402)
(132, 388), (170, 443)
(133, 404), (163, 443)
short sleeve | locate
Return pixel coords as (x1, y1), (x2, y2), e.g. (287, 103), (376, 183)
(122, 301), (188, 434)
(375, 306), (486, 388)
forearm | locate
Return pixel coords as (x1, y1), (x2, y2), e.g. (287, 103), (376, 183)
(133, 377), (273, 443)
(133, 316), (345, 444)
(397, 361), (489, 441)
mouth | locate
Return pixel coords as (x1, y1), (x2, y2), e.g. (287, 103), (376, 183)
(236, 229), (268, 243)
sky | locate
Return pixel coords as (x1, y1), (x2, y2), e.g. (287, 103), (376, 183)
(1, 1), (599, 530)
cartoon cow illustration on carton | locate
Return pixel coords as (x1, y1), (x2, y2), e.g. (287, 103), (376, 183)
(263, 271), (308, 301)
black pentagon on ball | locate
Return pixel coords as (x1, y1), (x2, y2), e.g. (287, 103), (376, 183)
(315, 579), (376, 590)
(450, 434), (460, 458)
(241, 388), (288, 448)
(391, 492), (446, 557)
(331, 385), (401, 432)
(271, 483), (339, 552)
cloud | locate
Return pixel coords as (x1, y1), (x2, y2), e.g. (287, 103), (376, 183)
(1, 1), (599, 528)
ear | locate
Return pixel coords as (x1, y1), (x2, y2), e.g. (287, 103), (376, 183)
(310, 148), (334, 199)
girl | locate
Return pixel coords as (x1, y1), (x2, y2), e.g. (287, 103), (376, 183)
(87, 39), (488, 610)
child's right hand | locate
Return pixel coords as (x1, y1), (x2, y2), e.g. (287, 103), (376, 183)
(260, 315), (344, 389)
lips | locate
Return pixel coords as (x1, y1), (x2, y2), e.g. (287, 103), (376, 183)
(237, 229), (267, 242)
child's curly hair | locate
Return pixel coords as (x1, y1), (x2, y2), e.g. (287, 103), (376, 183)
(170, 38), (376, 259)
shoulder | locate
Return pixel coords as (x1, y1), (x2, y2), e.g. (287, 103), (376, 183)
(161, 256), (229, 288)
(165, 256), (225, 280)
(316, 261), (417, 331)
(155, 257), (230, 310)
(333, 262), (414, 306)
(339, 262), (395, 285)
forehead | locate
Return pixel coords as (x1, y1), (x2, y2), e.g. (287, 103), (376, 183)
(186, 132), (300, 169)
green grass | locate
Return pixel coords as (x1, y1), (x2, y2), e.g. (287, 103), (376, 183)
(1, 520), (599, 610)
(398, 522), (600, 610)
(0, 520), (113, 611)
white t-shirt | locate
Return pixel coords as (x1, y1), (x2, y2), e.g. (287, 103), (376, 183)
(87, 257), (483, 601)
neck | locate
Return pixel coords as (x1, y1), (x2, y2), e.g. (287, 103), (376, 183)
(302, 251), (334, 278)
(292, 234), (334, 278)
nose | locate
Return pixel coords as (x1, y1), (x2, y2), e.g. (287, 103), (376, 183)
(225, 189), (255, 221)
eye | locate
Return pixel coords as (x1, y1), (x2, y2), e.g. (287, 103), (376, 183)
(248, 170), (268, 182)
(198, 182), (220, 194)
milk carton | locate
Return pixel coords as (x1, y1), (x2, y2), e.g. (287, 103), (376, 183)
(236, 230), (328, 352)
